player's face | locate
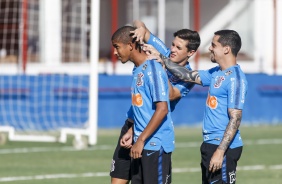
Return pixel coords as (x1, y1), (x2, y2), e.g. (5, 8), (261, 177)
(170, 36), (189, 65)
(209, 35), (224, 63)
(112, 41), (131, 64)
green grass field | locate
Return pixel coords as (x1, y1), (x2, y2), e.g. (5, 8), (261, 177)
(0, 125), (282, 184)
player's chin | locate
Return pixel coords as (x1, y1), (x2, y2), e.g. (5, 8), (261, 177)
(210, 58), (216, 63)
(169, 56), (178, 63)
(210, 55), (216, 63)
(119, 58), (127, 63)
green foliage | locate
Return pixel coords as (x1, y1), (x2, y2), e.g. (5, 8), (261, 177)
(0, 125), (282, 184)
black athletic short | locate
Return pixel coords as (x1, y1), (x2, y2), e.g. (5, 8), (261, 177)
(131, 147), (172, 184)
(110, 119), (133, 180)
(200, 142), (243, 184)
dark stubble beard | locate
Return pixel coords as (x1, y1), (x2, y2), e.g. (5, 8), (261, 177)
(210, 53), (216, 63)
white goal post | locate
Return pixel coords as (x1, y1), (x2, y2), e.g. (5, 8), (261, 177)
(87, 0), (99, 146)
(0, 0), (100, 147)
(59, 0), (100, 146)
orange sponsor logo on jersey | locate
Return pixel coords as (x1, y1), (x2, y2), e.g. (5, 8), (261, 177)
(132, 93), (143, 107)
(206, 93), (218, 109)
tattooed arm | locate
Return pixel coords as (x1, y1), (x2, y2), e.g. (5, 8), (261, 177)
(160, 54), (202, 85)
(143, 44), (202, 84)
(218, 108), (242, 151)
(209, 108), (242, 173)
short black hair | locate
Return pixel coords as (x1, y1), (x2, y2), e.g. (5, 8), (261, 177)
(173, 29), (201, 52)
(214, 30), (241, 57)
(111, 26), (136, 44)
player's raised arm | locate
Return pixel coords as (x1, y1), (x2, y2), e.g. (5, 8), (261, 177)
(130, 20), (151, 44)
(143, 44), (202, 85)
(142, 44), (163, 62)
(160, 54), (202, 85)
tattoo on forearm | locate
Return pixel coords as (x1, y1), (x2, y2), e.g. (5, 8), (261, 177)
(218, 109), (242, 152)
(160, 54), (201, 84)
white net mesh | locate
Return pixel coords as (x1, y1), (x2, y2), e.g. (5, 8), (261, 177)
(0, 0), (95, 144)
(0, 75), (89, 130)
(61, 0), (90, 63)
(0, 0), (20, 63)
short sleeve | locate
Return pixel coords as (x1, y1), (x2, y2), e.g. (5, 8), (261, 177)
(198, 66), (219, 87)
(147, 33), (170, 57)
(148, 62), (169, 102)
(227, 75), (248, 110)
(173, 81), (195, 97)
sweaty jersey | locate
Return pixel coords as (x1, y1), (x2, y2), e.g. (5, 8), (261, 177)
(198, 65), (248, 148)
(131, 60), (175, 153)
(147, 33), (195, 111)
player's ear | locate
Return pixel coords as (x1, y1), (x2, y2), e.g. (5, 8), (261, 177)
(224, 46), (230, 54)
(187, 50), (195, 57)
(128, 42), (134, 51)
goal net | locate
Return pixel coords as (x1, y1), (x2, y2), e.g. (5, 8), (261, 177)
(0, 0), (99, 147)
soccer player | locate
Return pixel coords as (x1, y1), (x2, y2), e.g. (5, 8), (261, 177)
(145, 29), (248, 184)
(110, 21), (201, 184)
(131, 20), (200, 109)
(111, 25), (175, 184)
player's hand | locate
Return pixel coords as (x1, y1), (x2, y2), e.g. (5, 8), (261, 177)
(142, 44), (163, 63)
(120, 132), (133, 149)
(209, 148), (224, 173)
(130, 139), (144, 159)
(130, 26), (146, 44)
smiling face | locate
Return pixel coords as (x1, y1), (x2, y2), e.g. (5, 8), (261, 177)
(169, 36), (190, 65)
(112, 40), (131, 64)
(209, 35), (225, 63)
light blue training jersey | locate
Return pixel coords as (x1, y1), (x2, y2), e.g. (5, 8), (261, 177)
(147, 33), (195, 111)
(198, 65), (248, 148)
(131, 60), (175, 153)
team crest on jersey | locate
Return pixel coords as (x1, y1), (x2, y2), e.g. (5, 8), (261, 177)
(229, 171), (236, 183)
(214, 76), (225, 88)
(136, 72), (144, 87)
(225, 70), (232, 76)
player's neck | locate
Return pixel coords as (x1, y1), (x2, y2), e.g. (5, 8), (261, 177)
(175, 60), (188, 67)
(219, 57), (237, 71)
(132, 52), (147, 67)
